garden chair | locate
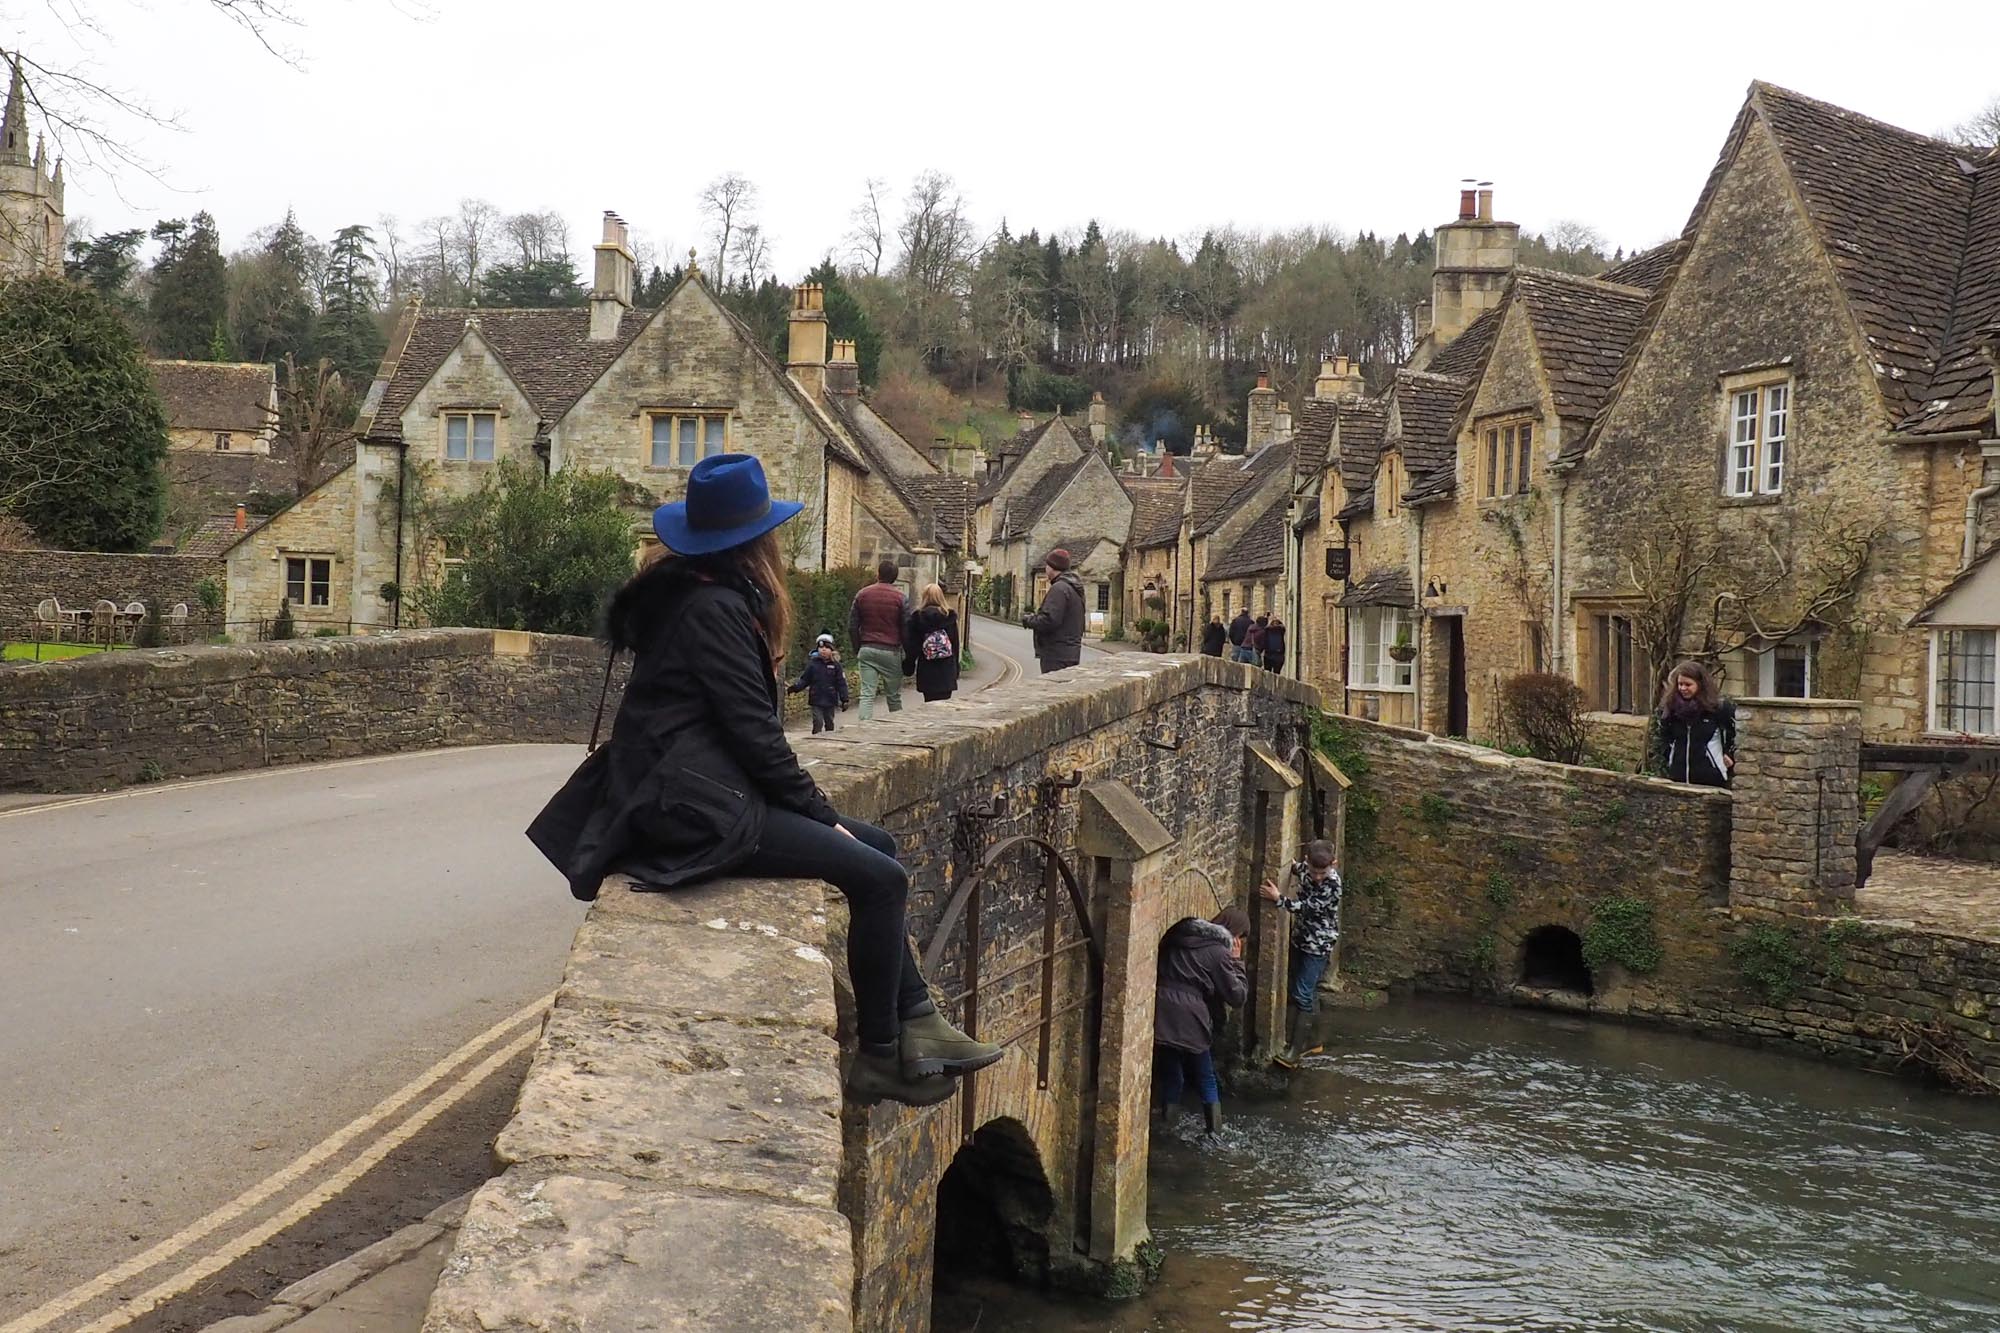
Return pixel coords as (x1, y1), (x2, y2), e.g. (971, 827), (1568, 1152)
(123, 601), (145, 643)
(34, 598), (60, 643)
(169, 603), (188, 643)
(92, 599), (119, 645)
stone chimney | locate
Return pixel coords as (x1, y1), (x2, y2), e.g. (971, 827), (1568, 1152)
(1016, 409), (1035, 434)
(1414, 298), (1434, 345)
(1429, 180), (1518, 349)
(787, 283), (829, 398)
(827, 338), (859, 396)
(590, 212), (635, 341)
(1274, 402), (1293, 439)
(1191, 424), (1219, 462)
(1246, 372), (1279, 450)
(1087, 390), (1108, 445)
(1313, 355), (1367, 400)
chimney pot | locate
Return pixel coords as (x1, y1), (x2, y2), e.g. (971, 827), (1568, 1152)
(1458, 188), (1477, 221)
(234, 504), (247, 532)
(1255, 371), (1271, 390)
(1477, 187), (1493, 222)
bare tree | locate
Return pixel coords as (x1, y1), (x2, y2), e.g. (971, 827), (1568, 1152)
(271, 354), (361, 497)
(1946, 95), (2000, 149)
(418, 214), (455, 302)
(698, 173), (756, 286)
(374, 213), (407, 305)
(504, 209), (570, 266)
(848, 177), (889, 277)
(453, 198), (503, 299)
(896, 170), (976, 365)
(730, 223), (770, 288)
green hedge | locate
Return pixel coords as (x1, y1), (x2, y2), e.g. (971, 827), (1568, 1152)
(785, 566), (874, 667)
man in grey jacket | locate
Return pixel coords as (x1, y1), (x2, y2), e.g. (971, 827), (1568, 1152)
(1021, 548), (1084, 673)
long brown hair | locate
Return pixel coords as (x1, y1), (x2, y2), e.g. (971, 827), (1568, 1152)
(730, 531), (792, 660)
(1658, 658), (1721, 712)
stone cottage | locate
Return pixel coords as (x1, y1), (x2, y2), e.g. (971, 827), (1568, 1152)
(223, 213), (967, 634)
(985, 443), (1132, 631)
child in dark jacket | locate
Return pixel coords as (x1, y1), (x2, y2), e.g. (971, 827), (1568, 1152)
(1154, 906), (1250, 1137)
(788, 634), (850, 733)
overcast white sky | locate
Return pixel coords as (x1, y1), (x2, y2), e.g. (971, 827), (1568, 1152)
(12, 0), (2000, 274)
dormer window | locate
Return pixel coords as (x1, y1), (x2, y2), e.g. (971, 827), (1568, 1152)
(1722, 373), (1790, 498)
(1478, 418), (1533, 499)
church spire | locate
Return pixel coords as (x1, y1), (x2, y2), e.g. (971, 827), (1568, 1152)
(3, 55), (29, 167)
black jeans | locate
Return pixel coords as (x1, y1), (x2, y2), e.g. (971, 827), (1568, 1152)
(739, 808), (932, 1048)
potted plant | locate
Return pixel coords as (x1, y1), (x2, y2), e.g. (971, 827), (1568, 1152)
(1388, 622), (1417, 663)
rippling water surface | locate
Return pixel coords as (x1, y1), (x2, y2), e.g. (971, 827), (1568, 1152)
(934, 998), (2000, 1332)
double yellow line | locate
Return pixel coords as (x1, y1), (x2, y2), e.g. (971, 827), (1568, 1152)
(2, 992), (552, 1333)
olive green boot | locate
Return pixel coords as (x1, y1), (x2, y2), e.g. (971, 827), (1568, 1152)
(847, 1046), (956, 1107)
(1273, 1006), (1309, 1069)
(1203, 1102), (1224, 1137)
(1295, 1011), (1326, 1061)
(900, 1009), (1004, 1078)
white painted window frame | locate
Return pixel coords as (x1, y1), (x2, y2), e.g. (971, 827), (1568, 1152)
(1928, 627), (2000, 736)
(1347, 605), (1414, 692)
(1722, 376), (1791, 498)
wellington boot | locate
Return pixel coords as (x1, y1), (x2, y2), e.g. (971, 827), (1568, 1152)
(846, 1048), (956, 1108)
(1202, 1103), (1224, 1138)
(1273, 1007), (1309, 1069)
(900, 1009), (1004, 1078)
(1295, 1012), (1326, 1061)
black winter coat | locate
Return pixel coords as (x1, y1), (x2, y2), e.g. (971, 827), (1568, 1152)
(1154, 917), (1247, 1054)
(789, 655), (849, 710)
(1200, 622), (1226, 656)
(906, 606), (960, 700)
(1024, 570), (1085, 667)
(527, 562), (839, 901)
(1262, 623), (1287, 666)
(1655, 699), (1737, 788)
(1228, 612), (1252, 647)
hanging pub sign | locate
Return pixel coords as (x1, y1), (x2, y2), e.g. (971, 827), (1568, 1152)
(1324, 545), (1351, 580)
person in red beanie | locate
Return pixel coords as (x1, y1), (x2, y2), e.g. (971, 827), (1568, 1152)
(1021, 548), (1084, 673)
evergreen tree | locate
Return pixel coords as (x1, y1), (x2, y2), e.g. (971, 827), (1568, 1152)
(805, 258), (883, 386)
(0, 276), (169, 550)
(231, 210), (318, 365)
(480, 256), (587, 308)
(63, 229), (146, 316)
(149, 212), (227, 359)
(321, 224), (386, 380)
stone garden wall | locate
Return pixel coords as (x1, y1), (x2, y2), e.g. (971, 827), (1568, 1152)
(0, 547), (222, 637)
(1334, 703), (2000, 1088)
(0, 629), (625, 793)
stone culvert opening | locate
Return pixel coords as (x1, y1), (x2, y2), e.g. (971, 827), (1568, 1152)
(1520, 925), (1594, 995)
(931, 1117), (1056, 1317)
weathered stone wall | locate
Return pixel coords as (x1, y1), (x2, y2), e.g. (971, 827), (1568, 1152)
(1333, 707), (1998, 1086)
(0, 629), (624, 792)
(0, 547), (222, 636)
(223, 465), (359, 634)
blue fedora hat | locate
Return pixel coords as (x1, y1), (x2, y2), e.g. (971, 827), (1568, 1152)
(652, 453), (803, 555)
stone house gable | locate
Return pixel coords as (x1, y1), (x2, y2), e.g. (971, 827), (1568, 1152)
(220, 463), (359, 633)
(993, 447), (1133, 627)
(973, 414), (1088, 552)
(1566, 86), (1994, 741)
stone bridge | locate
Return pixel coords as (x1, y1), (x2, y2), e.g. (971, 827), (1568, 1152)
(420, 654), (1326, 1332)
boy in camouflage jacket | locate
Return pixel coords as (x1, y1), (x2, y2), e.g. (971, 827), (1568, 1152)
(1259, 838), (1342, 1067)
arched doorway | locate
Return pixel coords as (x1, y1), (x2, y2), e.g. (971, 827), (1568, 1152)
(931, 1118), (1056, 1323)
(1520, 925), (1593, 994)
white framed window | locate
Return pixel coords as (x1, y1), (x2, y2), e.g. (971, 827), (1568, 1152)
(1347, 605), (1413, 690)
(1723, 378), (1790, 497)
(283, 555), (332, 608)
(649, 412), (729, 468)
(1745, 637), (1815, 698)
(444, 412), (496, 462)
(1931, 629), (1998, 735)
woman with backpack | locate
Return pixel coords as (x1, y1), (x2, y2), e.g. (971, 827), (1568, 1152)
(528, 455), (999, 1108)
(905, 582), (961, 703)
(1654, 659), (1736, 787)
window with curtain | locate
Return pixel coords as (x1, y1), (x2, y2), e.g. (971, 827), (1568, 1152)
(1347, 605), (1413, 689)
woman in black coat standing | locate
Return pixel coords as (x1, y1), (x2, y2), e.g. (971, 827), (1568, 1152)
(1654, 658), (1736, 787)
(905, 582), (960, 703)
(528, 454), (999, 1107)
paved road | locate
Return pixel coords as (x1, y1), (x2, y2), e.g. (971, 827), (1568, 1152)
(0, 745), (589, 1325)
(968, 615), (1104, 676)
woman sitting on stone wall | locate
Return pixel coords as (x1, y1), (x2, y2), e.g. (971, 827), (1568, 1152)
(1655, 659), (1736, 787)
(528, 453), (1001, 1108)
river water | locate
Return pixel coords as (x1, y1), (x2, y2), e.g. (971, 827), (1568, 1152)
(933, 997), (2000, 1332)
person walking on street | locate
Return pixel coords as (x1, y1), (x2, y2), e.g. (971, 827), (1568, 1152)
(905, 583), (961, 703)
(1259, 838), (1343, 1068)
(1022, 548), (1084, 673)
(1249, 614), (1269, 664)
(1155, 907), (1250, 1138)
(1200, 614), (1227, 657)
(848, 560), (908, 719)
(528, 454), (999, 1108)
(788, 633), (849, 733)
(1655, 659), (1736, 787)
(1228, 608), (1255, 663)
(1262, 613), (1287, 674)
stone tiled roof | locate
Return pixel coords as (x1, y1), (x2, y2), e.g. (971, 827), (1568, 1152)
(999, 454), (1092, 541)
(1193, 442), (1292, 537)
(904, 474), (977, 551)
(1512, 269), (1652, 426)
(1338, 566), (1414, 607)
(1334, 399), (1390, 519)
(1598, 240), (1685, 292)
(1292, 398), (1338, 479)
(977, 418), (1061, 501)
(366, 308), (648, 443)
(1127, 487), (1185, 549)
(177, 512), (267, 556)
(1425, 305), (1503, 380)
(1747, 83), (1997, 436)
(1394, 370), (1476, 505)
(150, 360), (273, 433)
(1203, 491), (1287, 581)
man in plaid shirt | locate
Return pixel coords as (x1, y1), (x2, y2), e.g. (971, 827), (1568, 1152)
(1259, 838), (1341, 1067)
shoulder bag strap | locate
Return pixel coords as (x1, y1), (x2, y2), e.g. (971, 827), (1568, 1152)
(588, 644), (619, 753)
